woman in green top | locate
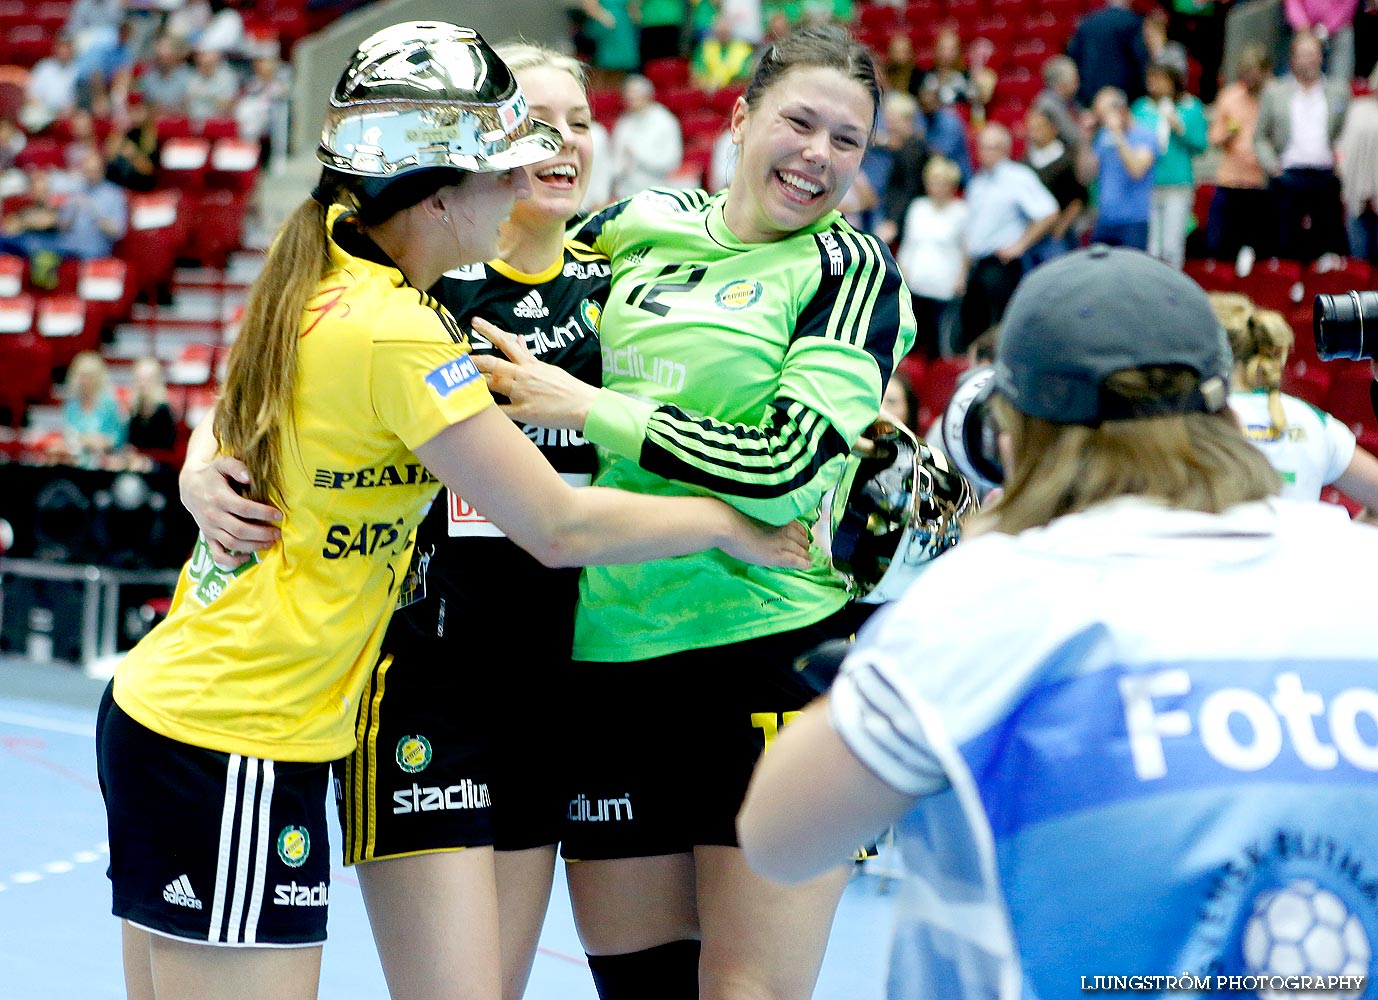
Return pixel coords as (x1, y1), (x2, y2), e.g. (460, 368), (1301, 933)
(477, 24), (913, 1000)
(1131, 53), (1208, 270)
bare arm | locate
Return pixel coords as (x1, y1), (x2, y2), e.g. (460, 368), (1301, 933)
(412, 405), (809, 569)
(997, 210), (1058, 262)
(1112, 134), (1155, 180)
(179, 405), (282, 567)
(1332, 444), (1378, 509)
(737, 695), (918, 884)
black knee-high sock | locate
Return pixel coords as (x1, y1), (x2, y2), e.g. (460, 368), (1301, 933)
(585, 939), (701, 1000)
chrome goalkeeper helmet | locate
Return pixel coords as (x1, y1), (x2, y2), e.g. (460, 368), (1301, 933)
(831, 419), (978, 605)
(318, 22), (561, 179)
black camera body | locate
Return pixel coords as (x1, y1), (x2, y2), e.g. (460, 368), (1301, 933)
(1314, 291), (1377, 362)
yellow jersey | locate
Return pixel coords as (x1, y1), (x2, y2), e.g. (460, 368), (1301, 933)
(114, 205), (492, 761)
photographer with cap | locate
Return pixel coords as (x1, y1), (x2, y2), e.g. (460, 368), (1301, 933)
(738, 245), (1378, 998)
(94, 22), (808, 1000)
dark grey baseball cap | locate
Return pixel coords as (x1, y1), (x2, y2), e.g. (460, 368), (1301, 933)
(993, 245), (1232, 425)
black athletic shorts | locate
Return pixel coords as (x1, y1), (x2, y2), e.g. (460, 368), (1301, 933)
(96, 683), (334, 946)
(333, 629), (566, 863)
(558, 602), (875, 862)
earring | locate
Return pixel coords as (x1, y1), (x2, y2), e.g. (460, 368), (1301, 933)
(441, 214), (450, 222)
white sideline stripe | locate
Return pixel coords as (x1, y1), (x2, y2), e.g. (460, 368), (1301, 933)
(0, 710), (95, 738)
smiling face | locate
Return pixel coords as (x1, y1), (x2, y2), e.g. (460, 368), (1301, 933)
(722, 64), (874, 243)
(511, 64), (594, 228)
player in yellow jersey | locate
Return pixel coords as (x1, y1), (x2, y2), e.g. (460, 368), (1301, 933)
(96, 23), (807, 1000)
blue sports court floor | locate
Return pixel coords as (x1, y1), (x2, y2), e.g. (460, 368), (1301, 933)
(0, 656), (899, 999)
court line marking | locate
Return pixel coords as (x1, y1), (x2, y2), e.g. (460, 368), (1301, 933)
(0, 709), (95, 738)
(1, 841), (108, 894)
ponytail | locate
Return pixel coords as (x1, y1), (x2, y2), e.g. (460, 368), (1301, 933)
(214, 196), (333, 506)
(1238, 309), (1294, 436)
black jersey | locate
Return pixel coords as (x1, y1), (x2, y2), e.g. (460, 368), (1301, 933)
(386, 242), (610, 654)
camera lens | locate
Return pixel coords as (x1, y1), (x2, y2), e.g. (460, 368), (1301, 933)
(1314, 290), (1378, 362)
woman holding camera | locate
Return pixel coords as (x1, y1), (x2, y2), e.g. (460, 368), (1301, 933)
(738, 245), (1378, 998)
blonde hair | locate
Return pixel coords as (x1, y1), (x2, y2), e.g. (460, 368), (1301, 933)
(130, 356), (168, 413)
(923, 155), (961, 190)
(494, 39), (588, 89)
(67, 351), (109, 396)
(1228, 308), (1294, 434)
(981, 366), (1279, 534)
(1208, 290), (1254, 341)
(214, 196), (334, 507)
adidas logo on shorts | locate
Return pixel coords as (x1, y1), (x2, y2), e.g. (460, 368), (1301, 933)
(163, 874), (203, 910)
(513, 290), (550, 319)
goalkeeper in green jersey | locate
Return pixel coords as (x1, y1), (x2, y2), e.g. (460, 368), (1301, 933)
(476, 24), (916, 1000)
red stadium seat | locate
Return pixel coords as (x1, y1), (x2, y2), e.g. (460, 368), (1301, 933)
(1306, 257), (1372, 299)
(5, 25), (52, 67)
(208, 137), (261, 192)
(1183, 258), (1237, 293)
(0, 63), (25, 122)
(916, 356), (970, 431)
(1238, 257), (1304, 312)
(0, 253), (22, 297)
(35, 294), (92, 370)
(118, 190), (182, 300)
(643, 56), (690, 91)
(1280, 360), (1330, 408)
(14, 136), (63, 170)
(1323, 364), (1377, 437)
(159, 136), (211, 192)
(190, 189), (248, 269)
(0, 329), (52, 425)
(860, 4), (901, 31)
(0, 291), (33, 333)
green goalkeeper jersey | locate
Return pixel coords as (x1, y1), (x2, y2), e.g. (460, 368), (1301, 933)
(570, 188), (916, 661)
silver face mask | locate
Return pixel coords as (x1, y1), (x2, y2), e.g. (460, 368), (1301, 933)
(318, 22), (561, 178)
(831, 419), (979, 605)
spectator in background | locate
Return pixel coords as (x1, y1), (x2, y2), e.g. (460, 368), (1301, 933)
(0, 149), (129, 287)
(1226, 306), (1378, 505)
(1165, 0), (1231, 104)
(691, 14), (757, 93)
(57, 350), (124, 462)
(917, 76), (973, 182)
(124, 356), (179, 457)
(881, 33), (921, 95)
(1132, 53), (1208, 269)
(21, 33), (81, 133)
(610, 73), (683, 198)
(74, 14), (141, 115)
(923, 27), (973, 107)
(961, 124), (1059, 349)
(236, 53), (291, 168)
(1255, 31), (1350, 262)
(1067, 0), (1149, 106)
(64, 109), (102, 172)
(1079, 85), (1157, 250)
(66, 0), (125, 62)
(582, 0), (640, 83)
(104, 98), (160, 192)
(637, 0), (686, 67)
(874, 90), (930, 246)
(137, 34), (193, 115)
(166, 0), (246, 61)
(184, 46), (238, 125)
(1336, 92), (1378, 261)
(1024, 105), (1087, 267)
(721, 0), (765, 43)
(1284, 0), (1360, 87)
(896, 156), (968, 358)
(0, 118), (25, 172)
(1207, 44), (1271, 265)
(879, 370), (920, 434)
(582, 117), (615, 210)
(1034, 54), (1084, 152)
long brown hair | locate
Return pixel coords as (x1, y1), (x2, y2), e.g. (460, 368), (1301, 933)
(982, 366), (1280, 535)
(213, 196), (334, 506)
